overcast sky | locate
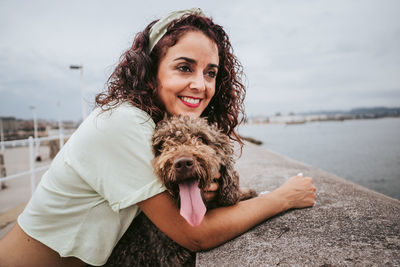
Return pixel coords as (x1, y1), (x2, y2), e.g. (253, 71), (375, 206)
(1, 0), (399, 121)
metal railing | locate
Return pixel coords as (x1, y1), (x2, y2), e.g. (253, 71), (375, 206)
(0, 133), (71, 196)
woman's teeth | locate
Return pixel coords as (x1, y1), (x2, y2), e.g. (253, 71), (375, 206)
(180, 96), (200, 104)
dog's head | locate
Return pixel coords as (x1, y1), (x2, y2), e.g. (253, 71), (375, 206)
(151, 116), (237, 226)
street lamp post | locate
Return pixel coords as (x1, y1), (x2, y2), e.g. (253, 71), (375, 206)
(70, 65), (87, 121)
(0, 117), (4, 151)
(57, 101), (64, 148)
(29, 105), (41, 161)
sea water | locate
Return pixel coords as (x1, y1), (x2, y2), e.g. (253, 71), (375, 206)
(238, 117), (400, 200)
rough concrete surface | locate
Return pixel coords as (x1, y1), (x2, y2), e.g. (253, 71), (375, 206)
(196, 143), (400, 267)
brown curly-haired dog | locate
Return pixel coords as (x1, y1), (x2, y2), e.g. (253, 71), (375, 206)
(102, 116), (257, 267)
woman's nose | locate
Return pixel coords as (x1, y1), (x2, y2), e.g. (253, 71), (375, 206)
(189, 72), (206, 91)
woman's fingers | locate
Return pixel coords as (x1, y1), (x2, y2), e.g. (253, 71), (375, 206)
(206, 182), (219, 192)
(204, 191), (216, 202)
(204, 172), (221, 202)
(204, 182), (219, 202)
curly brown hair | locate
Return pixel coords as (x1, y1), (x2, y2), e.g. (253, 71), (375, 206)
(96, 14), (246, 143)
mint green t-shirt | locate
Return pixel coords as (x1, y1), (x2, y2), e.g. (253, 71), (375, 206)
(18, 103), (166, 266)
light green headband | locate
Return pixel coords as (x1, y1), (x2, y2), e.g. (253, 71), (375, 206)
(148, 8), (205, 53)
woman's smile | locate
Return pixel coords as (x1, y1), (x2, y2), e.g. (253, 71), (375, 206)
(178, 96), (202, 108)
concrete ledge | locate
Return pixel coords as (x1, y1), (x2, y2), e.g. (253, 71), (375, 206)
(197, 143), (400, 266)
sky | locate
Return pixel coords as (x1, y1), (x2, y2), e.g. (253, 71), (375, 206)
(0, 0), (399, 121)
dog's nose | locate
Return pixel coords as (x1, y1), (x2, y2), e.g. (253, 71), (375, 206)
(174, 157), (194, 171)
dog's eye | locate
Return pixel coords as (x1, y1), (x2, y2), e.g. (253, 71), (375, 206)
(153, 141), (164, 156)
(197, 136), (208, 145)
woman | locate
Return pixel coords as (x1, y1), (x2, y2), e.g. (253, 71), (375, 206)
(0, 8), (316, 266)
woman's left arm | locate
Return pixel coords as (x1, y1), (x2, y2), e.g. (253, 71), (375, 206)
(138, 174), (314, 252)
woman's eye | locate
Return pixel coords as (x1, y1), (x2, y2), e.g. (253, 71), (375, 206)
(177, 65), (191, 72)
(207, 70), (217, 78)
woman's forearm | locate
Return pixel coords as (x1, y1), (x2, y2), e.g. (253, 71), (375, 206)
(192, 188), (289, 251)
(139, 191), (286, 252)
(139, 175), (315, 252)
(193, 175), (316, 250)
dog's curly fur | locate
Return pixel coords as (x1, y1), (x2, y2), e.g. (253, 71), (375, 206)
(102, 116), (257, 267)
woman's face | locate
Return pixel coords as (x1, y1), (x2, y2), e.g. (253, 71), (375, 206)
(157, 31), (219, 118)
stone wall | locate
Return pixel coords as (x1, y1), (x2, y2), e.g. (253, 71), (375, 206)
(196, 143), (400, 266)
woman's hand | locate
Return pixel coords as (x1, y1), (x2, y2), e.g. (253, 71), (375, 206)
(203, 172), (221, 202)
(275, 174), (316, 210)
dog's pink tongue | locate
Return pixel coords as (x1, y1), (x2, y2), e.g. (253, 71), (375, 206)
(179, 180), (206, 227)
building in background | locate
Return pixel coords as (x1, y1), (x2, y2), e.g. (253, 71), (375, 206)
(0, 116), (78, 141)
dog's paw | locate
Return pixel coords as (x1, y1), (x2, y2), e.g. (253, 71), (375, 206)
(239, 188), (258, 200)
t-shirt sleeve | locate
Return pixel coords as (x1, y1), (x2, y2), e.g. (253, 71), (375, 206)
(64, 105), (166, 212)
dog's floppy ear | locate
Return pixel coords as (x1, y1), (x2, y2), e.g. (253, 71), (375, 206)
(217, 165), (241, 206)
(210, 124), (234, 160)
(209, 125), (242, 206)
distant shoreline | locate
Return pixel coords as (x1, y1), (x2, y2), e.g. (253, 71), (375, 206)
(244, 106), (400, 125)
(243, 114), (400, 126)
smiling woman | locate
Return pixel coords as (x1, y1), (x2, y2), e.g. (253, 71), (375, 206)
(96, 9), (247, 143)
(0, 8), (315, 267)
